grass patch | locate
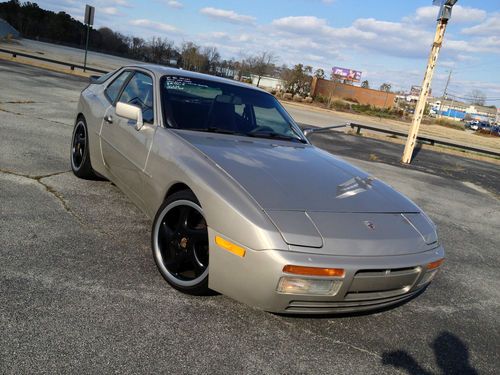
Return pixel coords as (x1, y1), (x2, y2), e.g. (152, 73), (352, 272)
(475, 130), (500, 138)
(432, 118), (465, 131)
(351, 104), (403, 119)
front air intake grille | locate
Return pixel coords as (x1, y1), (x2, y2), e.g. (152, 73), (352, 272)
(285, 287), (425, 313)
(345, 267), (422, 301)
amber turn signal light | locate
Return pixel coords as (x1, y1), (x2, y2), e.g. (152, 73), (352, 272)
(215, 236), (246, 258)
(427, 259), (445, 270)
(283, 265), (345, 277)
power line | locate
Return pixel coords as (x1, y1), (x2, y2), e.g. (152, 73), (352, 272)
(445, 91), (500, 103)
(446, 91), (500, 100)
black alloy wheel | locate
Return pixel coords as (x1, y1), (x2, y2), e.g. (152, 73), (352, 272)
(71, 117), (97, 179)
(152, 190), (210, 295)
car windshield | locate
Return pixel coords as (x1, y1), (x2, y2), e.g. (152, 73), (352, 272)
(160, 76), (306, 143)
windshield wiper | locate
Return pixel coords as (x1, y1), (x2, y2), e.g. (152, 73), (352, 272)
(246, 131), (307, 144)
(190, 127), (239, 135)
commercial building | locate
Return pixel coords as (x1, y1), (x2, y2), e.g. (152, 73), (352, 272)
(429, 98), (497, 123)
(310, 77), (396, 109)
(250, 75), (284, 91)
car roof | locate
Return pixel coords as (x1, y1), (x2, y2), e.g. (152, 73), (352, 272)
(124, 64), (270, 94)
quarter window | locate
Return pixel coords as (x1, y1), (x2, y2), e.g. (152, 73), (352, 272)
(105, 71), (132, 103)
(118, 72), (154, 123)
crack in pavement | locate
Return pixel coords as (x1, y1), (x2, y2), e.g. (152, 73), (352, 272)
(0, 100), (37, 104)
(0, 106), (70, 126)
(0, 168), (107, 236)
(0, 168), (134, 240)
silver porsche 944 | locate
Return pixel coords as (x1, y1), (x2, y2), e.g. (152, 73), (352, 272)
(71, 65), (444, 314)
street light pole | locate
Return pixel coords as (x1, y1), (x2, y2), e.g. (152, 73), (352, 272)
(84, 23), (90, 72)
(437, 69), (452, 118)
(401, 0), (457, 164)
(83, 4), (95, 73)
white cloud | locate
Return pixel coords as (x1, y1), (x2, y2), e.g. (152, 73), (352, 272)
(410, 5), (486, 24)
(101, 7), (121, 16)
(129, 19), (178, 33)
(112, 0), (131, 6)
(165, 0), (183, 9)
(272, 16), (328, 32)
(462, 13), (500, 35)
(268, 10), (500, 61)
(200, 7), (255, 25)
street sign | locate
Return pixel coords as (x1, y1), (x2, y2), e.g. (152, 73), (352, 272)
(433, 0), (458, 21)
(85, 5), (95, 26)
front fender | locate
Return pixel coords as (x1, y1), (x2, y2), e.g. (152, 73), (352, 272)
(144, 127), (289, 252)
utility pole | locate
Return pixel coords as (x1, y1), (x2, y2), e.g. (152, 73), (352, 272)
(437, 69), (452, 118)
(401, 0), (458, 164)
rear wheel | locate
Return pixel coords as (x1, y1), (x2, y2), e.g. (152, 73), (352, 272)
(152, 190), (210, 295)
(71, 117), (98, 179)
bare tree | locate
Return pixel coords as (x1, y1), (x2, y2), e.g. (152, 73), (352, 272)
(130, 37), (145, 59)
(148, 37), (175, 65)
(202, 46), (221, 74)
(244, 51), (277, 87)
(180, 42), (208, 72)
(361, 80), (370, 89)
(281, 64), (313, 95)
(468, 89), (486, 106)
(379, 83), (392, 92)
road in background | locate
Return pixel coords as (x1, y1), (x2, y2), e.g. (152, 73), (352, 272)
(1, 38), (139, 71)
(1, 61), (499, 374)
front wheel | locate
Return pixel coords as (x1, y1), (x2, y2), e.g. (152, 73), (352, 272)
(71, 117), (98, 179)
(152, 190), (210, 295)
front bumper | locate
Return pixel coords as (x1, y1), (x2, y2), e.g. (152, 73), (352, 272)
(208, 229), (444, 314)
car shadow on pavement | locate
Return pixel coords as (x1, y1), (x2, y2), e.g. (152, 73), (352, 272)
(382, 331), (478, 375)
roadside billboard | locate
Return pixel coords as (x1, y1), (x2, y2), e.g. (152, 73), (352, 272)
(332, 67), (362, 82)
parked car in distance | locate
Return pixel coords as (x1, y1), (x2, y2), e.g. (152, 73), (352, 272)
(478, 122), (493, 132)
(70, 64), (445, 314)
(465, 120), (480, 131)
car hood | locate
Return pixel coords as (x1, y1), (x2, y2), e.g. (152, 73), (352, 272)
(177, 131), (420, 213)
(176, 131), (438, 256)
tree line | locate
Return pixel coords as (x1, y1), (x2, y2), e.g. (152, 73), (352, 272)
(2, 0), (440, 100)
(1, 1), (324, 94)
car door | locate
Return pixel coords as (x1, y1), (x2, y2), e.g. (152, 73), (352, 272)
(100, 70), (157, 205)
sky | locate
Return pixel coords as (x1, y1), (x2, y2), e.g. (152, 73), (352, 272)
(32, 0), (500, 104)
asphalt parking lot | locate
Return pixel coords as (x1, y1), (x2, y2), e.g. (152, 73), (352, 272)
(1, 61), (499, 374)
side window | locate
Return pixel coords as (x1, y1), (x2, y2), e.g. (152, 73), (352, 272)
(105, 71), (132, 103)
(118, 72), (154, 123)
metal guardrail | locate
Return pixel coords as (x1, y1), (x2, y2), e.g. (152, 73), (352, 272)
(301, 122), (499, 158)
(0, 47), (108, 74)
(348, 122), (500, 158)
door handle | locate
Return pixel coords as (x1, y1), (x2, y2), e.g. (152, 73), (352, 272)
(104, 115), (113, 124)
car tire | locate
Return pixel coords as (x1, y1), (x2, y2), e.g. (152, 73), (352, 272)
(70, 117), (98, 179)
(152, 190), (210, 295)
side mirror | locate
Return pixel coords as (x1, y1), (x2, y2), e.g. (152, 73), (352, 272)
(116, 102), (143, 130)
